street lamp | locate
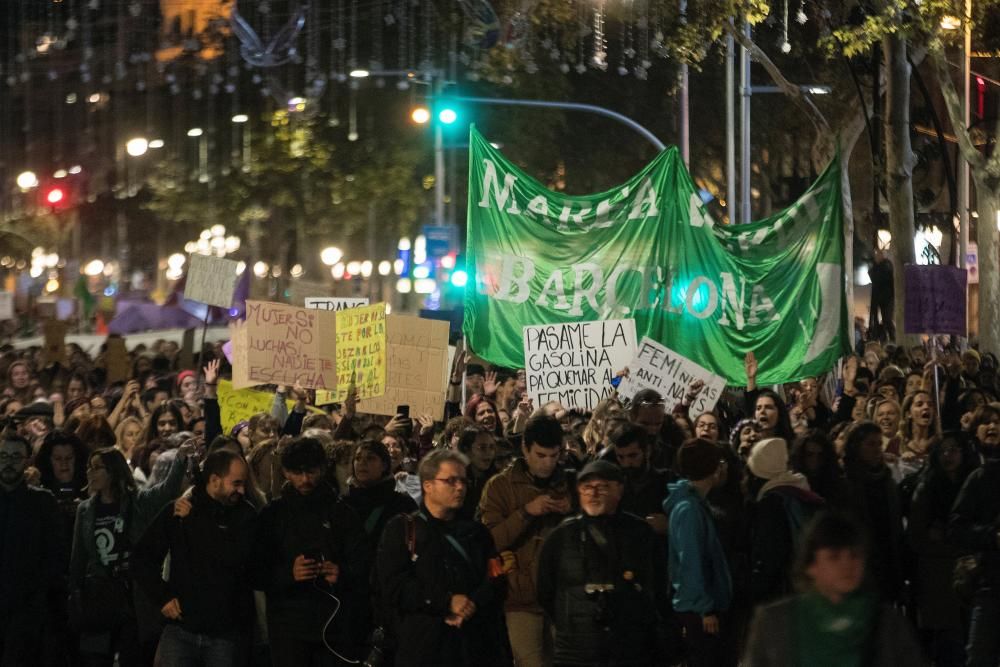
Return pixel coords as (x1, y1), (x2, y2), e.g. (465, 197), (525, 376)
(349, 69), (371, 79)
(126, 137), (149, 157)
(16, 171), (38, 190)
(321, 247), (343, 266)
(187, 128), (203, 137)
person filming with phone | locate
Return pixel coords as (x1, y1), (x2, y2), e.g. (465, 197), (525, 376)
(255, 436), (367, 666)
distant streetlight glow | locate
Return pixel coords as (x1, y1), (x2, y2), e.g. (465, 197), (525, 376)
(349, 69), (370, 79)
(84, 260), (105, 276)
(941, 15), (961, 30)
(361, 260), (373, 278)
(332, 263), (346, 280)
(149, 139), (165, 149)
(125, 137), (149, 157)
(321, 247), (343, 266)
(232, 114), (249, 124)
(378, 261), (392, 276)
(187, 127), (203, 137)
(16, 171), (38, 190)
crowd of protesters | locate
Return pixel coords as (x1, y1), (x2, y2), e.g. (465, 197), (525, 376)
(1, 332), (1000, 667)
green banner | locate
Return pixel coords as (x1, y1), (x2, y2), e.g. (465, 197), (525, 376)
(463, 127), (850, 386)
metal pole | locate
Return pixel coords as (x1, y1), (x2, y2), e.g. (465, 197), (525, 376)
(452, 96), (666, 151)
(959, 0), (971, 270)
(726, 23), (736, 223)
(740, 21), (752, 224)
(679, 0), (690, 166)
(434, 78), (446, 225)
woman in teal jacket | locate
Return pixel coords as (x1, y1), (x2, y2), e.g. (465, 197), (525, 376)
(69, 446), (189, 666)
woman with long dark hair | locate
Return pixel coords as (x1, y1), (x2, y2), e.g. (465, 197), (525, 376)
(907, 432), (979, 667)
(69, 445), (189, 666)
(790, 430), (848, 508)
(34, 430), (90, 666)
(842, 421), (905, 604)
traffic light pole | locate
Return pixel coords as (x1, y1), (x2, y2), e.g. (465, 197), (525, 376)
(449, 96), (666, 151)
(434, 79), (446, 225)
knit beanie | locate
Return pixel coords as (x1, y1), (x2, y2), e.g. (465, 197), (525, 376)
(747, 437), (788, 480)
(676, 439), (721, 481)
(176, 370), (196, 388)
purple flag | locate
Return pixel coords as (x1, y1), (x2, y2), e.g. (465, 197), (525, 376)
(903, 264), (968, 336)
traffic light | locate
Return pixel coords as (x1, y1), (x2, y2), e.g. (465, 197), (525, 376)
(45, 187), (65, 205)
(408, 103), (461, 126)
(411, 106), (430, 124)
(450, 269), (468, 288)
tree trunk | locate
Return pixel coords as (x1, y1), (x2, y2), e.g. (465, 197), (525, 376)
(884, 35), (917, 344)
(930, 48), (1000, 352)
(973, 185), (1000, 350)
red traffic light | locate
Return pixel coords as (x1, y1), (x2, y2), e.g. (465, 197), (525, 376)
(45, 187), (65, 205)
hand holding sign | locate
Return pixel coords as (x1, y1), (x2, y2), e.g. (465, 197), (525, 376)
(618, 337), (726, 415)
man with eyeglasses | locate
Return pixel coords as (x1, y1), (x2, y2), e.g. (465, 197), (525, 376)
(376, 449), (507, 666)
(480, 413), (574, 667)
(536, 459), (674, 667)
(0, 431), (60, 665)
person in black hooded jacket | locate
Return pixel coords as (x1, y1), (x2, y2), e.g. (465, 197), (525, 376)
(949, 411), (1000, 667)
(376, 449), (507, 667)
(131, 449), (257, 666)
(255, 436), (367, 667)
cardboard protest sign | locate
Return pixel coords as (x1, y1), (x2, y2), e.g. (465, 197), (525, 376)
(216, 379), (322, 434)
(305, 297), (370, 311)
(287, 279), (330, 307)
(327, 303), (386, 402)
(184, 254), (240, 308)
(617, 337), (727, 414)
(0, 292), (13, 321)
(361, 315), (450, 418)
(904, 265), (968, 336)
(230, 300), (337, 390)
(523, 319), (637, 411)
(105, 336), (130, 384)
(42, 320), (68, 366)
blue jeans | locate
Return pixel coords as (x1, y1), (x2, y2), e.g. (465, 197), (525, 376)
(157, 625), (238, 667)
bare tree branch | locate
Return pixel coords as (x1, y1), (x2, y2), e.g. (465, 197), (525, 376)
(931, 47), (987, 173)
(724, 21), (831, 136)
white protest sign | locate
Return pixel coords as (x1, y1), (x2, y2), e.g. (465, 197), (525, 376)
(0, 292), (13, 321)
(304, 297), (370, 311)
(523, 319), (636, 411)
(184, 254), (240, 308)
(617, 336), (727, 414)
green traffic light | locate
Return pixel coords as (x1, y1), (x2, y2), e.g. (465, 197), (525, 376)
(438, 108), (458, 124)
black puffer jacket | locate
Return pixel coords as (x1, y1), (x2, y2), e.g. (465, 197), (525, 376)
(0, 482), (60, 630)
(536, 512), (673, 667)
(376, 507), (507, 667)
(344, 477), (417, 561)
(255, 481), (367, 645)
(949, 457), (1000, 589)
(131, 487), (258, 635)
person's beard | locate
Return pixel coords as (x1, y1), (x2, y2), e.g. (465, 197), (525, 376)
(0, 466), (22, 487)
(622, 466), (644, 483)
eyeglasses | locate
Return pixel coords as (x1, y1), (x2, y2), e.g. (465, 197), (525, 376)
(579, 483), (613, 496)
(433, 476), (468, 487)
(0, 453), (26, 464)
